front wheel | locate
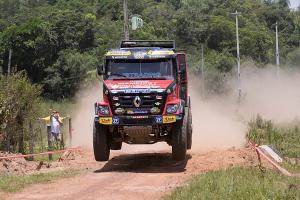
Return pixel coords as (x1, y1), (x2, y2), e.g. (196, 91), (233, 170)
(172, 121), (187, 161)
(187, 107), (193, 150)
(93, 123), (110, 161)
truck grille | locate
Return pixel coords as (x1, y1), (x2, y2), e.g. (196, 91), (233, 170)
(109, 92), (166, 115)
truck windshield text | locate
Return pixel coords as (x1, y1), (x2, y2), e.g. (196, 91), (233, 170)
(106, 59), (174, 80)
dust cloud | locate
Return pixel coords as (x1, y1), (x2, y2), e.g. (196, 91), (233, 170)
(190, 65), (300, 152)
(71, 82), (101, 147)
(71, 66), (300, 152)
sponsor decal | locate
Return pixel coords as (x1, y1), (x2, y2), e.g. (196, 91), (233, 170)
(127, 110), (134, 115)
(106, 50), (131, 56)
(99, 117), (112, 125)
(147, 50), (174, 55)
(112, 117), (120, 125)
(155, 102), (161, 106)
(131, 116), (149, 119)
(111, 56), (128, 59)
(105, 80), (172, 90)
(125, 89), (151, 93)
(133, 109), (148, 114)
(133, 51), (147, 59)
(148, 55), (166, 59)
(163, 115), (176, 124)
(155, 116), (163, 124)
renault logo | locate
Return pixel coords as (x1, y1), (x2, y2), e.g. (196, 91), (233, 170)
(133, 96), (142, 108)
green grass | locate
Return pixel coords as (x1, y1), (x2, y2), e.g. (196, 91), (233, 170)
(0, 169), (80, 193)
(40, 100), (75, 117)
(164, 167), (300, 200)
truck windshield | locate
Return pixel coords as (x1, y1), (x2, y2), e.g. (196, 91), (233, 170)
(106, 59), (174, 80)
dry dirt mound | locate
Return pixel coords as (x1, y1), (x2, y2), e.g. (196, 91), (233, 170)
(0, 150), (93, 176)
(0, 152), (37, 175)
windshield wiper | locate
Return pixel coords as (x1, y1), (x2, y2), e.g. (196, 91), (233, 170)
(109, 73), (127, 78)
(138, 77), (168, 80)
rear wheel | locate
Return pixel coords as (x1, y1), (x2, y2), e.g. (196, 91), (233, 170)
(172, 121), (187, 161)
(93, 123), (110, 161)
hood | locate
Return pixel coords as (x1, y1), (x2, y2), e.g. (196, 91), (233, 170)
(104, 79), (174, 90)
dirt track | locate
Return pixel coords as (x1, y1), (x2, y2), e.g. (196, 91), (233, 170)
(3, 145), (258, 200)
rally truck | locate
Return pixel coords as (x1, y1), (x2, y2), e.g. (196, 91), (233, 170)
(94, 40), (192, 161)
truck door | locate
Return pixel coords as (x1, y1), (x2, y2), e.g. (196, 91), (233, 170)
(178, 53), (188, 106)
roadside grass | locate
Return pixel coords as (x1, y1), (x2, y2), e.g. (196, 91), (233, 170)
(164, 167), (300, 200)
(247, 114), (300, 173)
(31, 152), (64, 162)
(0, 169), (81, 193)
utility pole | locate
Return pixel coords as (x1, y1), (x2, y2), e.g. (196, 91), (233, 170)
(275, 22), (280, 76)
(7, 48), (12, 76)
(231, 10), (241, 101)
(123, 0), (129, 40)
(201, 44), (205, 94)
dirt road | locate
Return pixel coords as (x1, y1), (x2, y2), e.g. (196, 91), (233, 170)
(3, 145), (258, 200)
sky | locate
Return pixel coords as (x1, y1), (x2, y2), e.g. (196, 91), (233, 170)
(290, 0), (300, 9)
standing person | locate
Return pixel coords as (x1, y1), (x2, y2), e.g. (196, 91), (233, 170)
(40, 111), (66, 150)
(50, 111), (64, 149)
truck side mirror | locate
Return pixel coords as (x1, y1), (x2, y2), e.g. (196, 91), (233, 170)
(178, 69), (185, 75)
(178, 68), (186, 81)
(97, 64), (105, 76)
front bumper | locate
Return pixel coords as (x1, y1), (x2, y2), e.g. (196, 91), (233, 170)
(95, 115), (183, 126)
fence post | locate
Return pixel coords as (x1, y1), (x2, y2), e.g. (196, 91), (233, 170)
(5, 127), (10, 152)
(69, 118), (72, 147)
(39, 122), (44, 152)
(28, 121), (34, 161)
(61, 128), (65, 150)
(47, 125), (52, 160)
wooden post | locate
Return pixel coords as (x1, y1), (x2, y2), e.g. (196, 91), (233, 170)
(69, 118), (72, 147)
(47, 126), (52, 160)
(7, 48), (12, 76)
(5, 127), (10, 152)
(28, 122), (34, 161)
(60, 128), (65, 150)
(39, 122), (44, 152)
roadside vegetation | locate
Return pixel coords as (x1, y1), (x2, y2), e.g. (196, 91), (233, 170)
(164, 167), (300, 200)
(0, 169), (81, 193)
(247, 114), (300, 172)
(165, 115), (300, 199)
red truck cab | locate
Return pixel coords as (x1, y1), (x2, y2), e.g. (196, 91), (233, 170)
(94, 40), (192, 161)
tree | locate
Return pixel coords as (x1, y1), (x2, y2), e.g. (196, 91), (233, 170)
(0, 72), (42, 152)
(43, 50), (96, 100)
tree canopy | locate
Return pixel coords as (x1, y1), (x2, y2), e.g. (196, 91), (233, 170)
(0, 0), (299, 99)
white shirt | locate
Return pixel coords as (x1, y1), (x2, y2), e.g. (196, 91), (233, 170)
(51, 116), (60, 134)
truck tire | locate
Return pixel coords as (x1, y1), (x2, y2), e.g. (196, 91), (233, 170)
(172, 121), (187, 161)
(110, 142), (122, 150)
(187, 107), (193, 150)
(93, 122), (110, 161)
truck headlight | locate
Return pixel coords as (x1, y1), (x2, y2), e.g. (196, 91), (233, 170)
(98, 105), (110, 115)
(166, 104), (179, 114)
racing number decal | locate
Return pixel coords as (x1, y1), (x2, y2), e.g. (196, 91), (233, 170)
(163, 116), (176, 124)
(99, 117), (112, 125)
